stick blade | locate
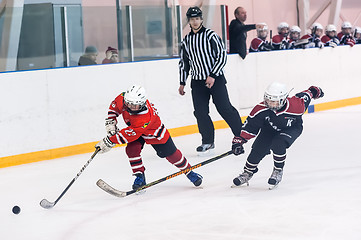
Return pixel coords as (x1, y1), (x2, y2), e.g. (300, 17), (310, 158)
(40, 199), (55, 209)
(96, 179), (128, 197)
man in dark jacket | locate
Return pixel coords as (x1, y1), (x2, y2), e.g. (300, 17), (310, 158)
(229, 7), (264, 59)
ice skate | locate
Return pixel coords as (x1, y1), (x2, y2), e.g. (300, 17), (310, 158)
(186, 171), (203, 187)
(232, 171), (253, 187)
(268, 168), (283, 189)
(196, 143), (215, 156)
(132, 172), (146, 190)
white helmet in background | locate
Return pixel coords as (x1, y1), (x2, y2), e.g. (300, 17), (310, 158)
(311, 22), (324, 31)
(264, 82), (289, 111)
(277, 22), (289, 32)
(124, 85), (147, 113)
(290, 25), (301, 33)
(257, 23), (268, 39)
(325, 24), (337, 32)
(341, 21), (352, 29)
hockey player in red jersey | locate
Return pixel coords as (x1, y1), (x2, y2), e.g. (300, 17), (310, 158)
(321, 24), (340, 47)
(95, 85), (202, 190)
(231, 82), (324, 188)
(272, 22), (289, 50)
(337, 21), (356, 47)
(249, 24), (273, 52)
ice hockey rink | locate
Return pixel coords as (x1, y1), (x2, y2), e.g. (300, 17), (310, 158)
(1, 104), (361, 240)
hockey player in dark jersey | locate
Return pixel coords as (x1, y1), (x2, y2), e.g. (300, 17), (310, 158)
(301, 22), (324, 48)
(249, 24), (273, 52)
(272, 22), (289, 50)
(337, 21), (356, 47)
(231, 82), (324, 188)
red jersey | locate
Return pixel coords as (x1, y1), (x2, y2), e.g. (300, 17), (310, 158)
(337, 32), (356, 46)
(107, 93), (170, 145)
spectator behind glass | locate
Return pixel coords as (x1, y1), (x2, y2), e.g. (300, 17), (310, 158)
(78, 46), (98, 66)
(102, 46), (119, 64)
(229, 7), (265, 59)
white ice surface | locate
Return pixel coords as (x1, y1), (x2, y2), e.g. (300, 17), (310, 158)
(1, 105), (361, 240)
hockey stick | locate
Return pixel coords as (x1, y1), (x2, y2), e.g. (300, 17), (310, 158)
(97, 150), (233, 198)
(40, 147), (101, 209)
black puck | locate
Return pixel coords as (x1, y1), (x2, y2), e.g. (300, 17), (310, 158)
(12, 205), (21, 214)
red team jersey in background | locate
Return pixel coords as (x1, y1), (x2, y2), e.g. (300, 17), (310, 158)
(107, 93), (170, 145)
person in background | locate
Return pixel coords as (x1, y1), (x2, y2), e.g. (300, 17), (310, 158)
(272, 22), (289, 50)
(353, 26), (361, 44)
(321, 24), (340, 48)
(249, 24), (273, 52)
(231, 83), (324, 189)
(78, 46), (98, 66)
(95, 85), (203, 190)
(288, 25), (308, 49)
(338, 22), (356, 47)
(102, 46), (119, 64)
(178, 6), (242, 154)
(229, 6), (265, 59)
(301, 23), (324, 48)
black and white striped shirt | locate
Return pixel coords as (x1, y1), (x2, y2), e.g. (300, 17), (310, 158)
(179, 26), (227, 85)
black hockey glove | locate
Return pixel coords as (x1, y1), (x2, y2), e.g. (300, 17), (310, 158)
(308, 86), (324, 99)
(232, 136), (246, 155)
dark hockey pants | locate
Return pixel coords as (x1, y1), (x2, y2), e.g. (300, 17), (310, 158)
(244, 127), (302, 174)
(191, 75), (242, 144)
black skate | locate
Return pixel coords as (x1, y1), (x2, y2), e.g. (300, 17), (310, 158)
(186, 171), (203, 187)
(268, 168), (283, 190)
(132, 173), (146, 190)
(232, 171), (253, 187)
(196, 143), (215, 156)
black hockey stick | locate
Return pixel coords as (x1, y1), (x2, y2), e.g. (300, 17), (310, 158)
(97, 150), (233, 198)
(40, 147), (101, 209)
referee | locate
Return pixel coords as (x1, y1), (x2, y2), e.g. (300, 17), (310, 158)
(178, 6), (242, 153)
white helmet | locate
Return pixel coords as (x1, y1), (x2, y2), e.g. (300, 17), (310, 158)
(124, 85), (147, 113)
(257, 23), (268, 38)
(290, 25), (301, 33)
(264, 82), (289, 111)
(341, 21), (352, 29)
(277, 22), (289, 32)
(311, 22), (324, 31)
(325, 24), (337, 32)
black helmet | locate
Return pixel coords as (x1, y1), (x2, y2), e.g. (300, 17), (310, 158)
(186, 6), (202, 19)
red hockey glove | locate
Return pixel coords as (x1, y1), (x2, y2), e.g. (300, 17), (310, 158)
(232, 136), (246, 155)
(308, 86), (324, 99)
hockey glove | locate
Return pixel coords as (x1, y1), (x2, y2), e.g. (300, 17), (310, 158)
(232, 136), (246, 155)
(328, 41), (338, 48)
(96, 136), (116, 154)
(105, 118), (118, 136)
(308, 86), (324, 99)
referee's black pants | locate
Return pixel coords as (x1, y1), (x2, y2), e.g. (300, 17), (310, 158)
(190, 75), (242, 144)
